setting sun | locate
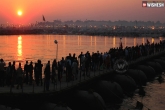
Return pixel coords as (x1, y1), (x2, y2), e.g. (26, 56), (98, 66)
(17, 11), (22, 16)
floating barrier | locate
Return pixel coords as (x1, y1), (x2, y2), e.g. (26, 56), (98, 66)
(145, 61), (163, 75)
(94, 80), (123, 104)
(136, 65), (156, 81)
(73, 90), (106, 110)
(112, 74), (136, 96)
(126, 69), (147, 86)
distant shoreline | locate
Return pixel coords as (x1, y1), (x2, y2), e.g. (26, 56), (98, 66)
(0, 28), (165, 37)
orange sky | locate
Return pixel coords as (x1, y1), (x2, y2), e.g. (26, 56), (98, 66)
(0, 0), (165, 24)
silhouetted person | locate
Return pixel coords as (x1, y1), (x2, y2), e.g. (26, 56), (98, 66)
(66, 61), (72, 81)
(16, 63), (23, 89)
(58, 61), (62, 82)
(24, 61), (29, 84)
(78, 52), (83, 69)
(72, 59), (78, 80)
(38, 60), (43, 86)
(52, 59), (57, 83)
(85, 53), (91, 76)
(11, 61), (16, 87)
(60, 57), (65, 76)
(44, 61), (50, 91)
(29, 61), (33, 85)
(6, 62), (12, 86)
(34, 63), (39, 86)
(0, 59), (6, 87)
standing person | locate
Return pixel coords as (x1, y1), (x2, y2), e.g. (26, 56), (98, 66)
(81, 55), (86, 76)
(72, 59), (78, 80)
(66, 61), (72, 81)
(11, 61), (16, 87)
(61, 57), (65, 77)
(16, 63), (23, 89)
(34, 63), (39, 86)
(72, 53), (76, 64)
(91, 52), (97, 71)
(38, 60), (43, 86)
(85, 54), (89, 76)
(75, 57), (79, 77)
(58, 61), (62, 82)
(0, 59), (6, 87)
(24, 61), (29, 84)
(52, 59), (57, 83)
(29, 61), (33, 85)
(78, 52), (83, 69)
(44, 61), (51, 91)
(6, 62), (12, 86)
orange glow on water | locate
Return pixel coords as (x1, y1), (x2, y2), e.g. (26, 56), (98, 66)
(0, 35), (165, 67)
(113, 37), (116, 48)
(134, 37), (137, 46)
(17, 36), (22, 60)
(152, 38), (155, 43)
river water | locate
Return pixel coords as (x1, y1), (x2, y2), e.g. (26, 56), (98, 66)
(0, 35), (164, 67)
(0, 35), (165, 110)
(119, 75), (165, 110)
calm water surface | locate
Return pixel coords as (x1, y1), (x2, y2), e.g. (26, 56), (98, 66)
(0, 35), (164, 67)
(120, 78), (165, 110)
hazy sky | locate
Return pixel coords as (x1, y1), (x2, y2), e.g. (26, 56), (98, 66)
(0, 0), (165, 24)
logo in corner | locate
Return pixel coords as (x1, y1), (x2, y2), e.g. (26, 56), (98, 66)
(142, 1), (147, 7)
(113, 59), (129, 74)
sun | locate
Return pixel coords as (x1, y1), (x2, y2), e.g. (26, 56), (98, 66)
(17, 11), (22, 16)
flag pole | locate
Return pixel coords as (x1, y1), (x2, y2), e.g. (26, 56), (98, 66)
(42, 15), (46, 32)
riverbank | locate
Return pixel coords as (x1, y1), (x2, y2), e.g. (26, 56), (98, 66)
(0, 28), (165, 37)
(120, 75), (165, 110)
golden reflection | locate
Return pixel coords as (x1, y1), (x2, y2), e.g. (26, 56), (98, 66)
(94, 36), (96, 52)
(79, 36), (82, 46)
(17, 36), (22, 60)
(94, 36), (96, 46)
(152, 37), (154, 43)
(91, 36), (92, 46)
(134, 37), (136, 46)
(160, 37), (162, 41)
(142, 37), (144, 45)
(113, 36), (115, 48)
(78, 36), (80, 46)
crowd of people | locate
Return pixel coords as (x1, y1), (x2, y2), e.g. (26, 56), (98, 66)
(0, 39), (165, 91)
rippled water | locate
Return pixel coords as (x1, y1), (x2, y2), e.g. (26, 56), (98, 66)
(120, 75), (165, 110)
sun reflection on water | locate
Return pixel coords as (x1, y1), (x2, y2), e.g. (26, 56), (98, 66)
(113, 36), (116, 48)
(134, 37), (137, 46)
(17, 36), (22, 60)
(152, 37), (155, 43)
